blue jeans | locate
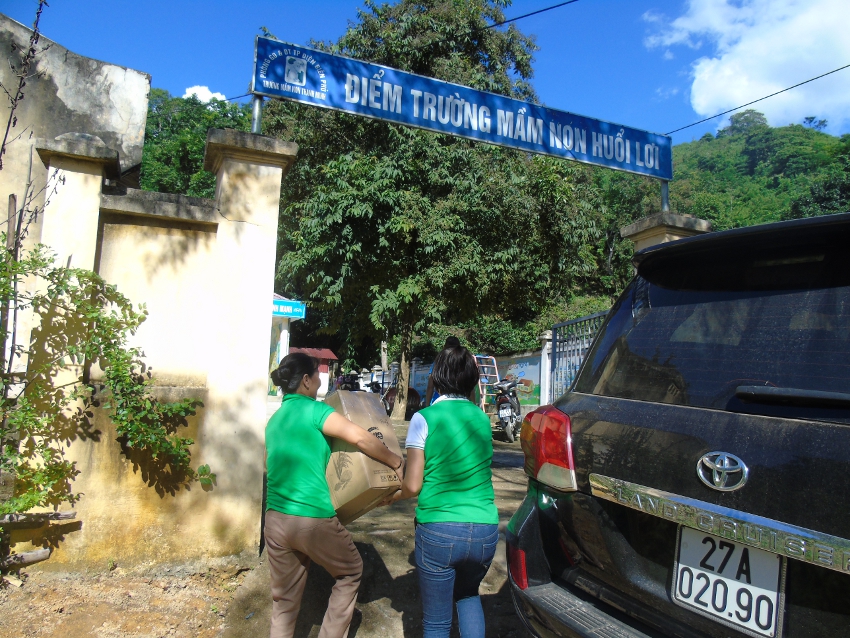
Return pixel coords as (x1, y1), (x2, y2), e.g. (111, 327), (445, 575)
(415, 522), (499, 638)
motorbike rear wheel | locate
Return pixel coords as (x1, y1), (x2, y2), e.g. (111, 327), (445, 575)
(504, 419), (515, 443)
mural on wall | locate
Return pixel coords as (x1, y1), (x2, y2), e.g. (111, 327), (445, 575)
(411, 364), (431, 404)
(496, 354), (541, 406)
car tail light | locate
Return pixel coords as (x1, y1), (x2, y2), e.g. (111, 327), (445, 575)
(507, 542), (529, 590)
(519, 405), (577, 491)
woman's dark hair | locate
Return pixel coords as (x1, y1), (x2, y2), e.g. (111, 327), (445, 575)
(271, 352), (319, 394)
(444, 336), (461, 348)
(431, 346), (478, 397)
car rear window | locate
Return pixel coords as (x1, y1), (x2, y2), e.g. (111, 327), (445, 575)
(574, 265), (850, 424)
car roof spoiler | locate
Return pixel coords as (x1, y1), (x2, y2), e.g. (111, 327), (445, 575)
(633, 212), (850, 273)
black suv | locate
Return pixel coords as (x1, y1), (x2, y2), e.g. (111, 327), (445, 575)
(506, 213), (850, 638)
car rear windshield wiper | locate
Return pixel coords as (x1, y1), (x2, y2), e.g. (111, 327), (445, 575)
(735, 386), (850, 409)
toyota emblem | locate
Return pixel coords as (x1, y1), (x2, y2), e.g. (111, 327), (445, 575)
(696, 452), (749, 492)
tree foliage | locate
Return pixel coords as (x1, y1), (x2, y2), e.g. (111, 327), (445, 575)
(266, 0), (545, 416)
(140, 89), (251, 198)
(784, 158), (850, 220)
(670, 110), (846, 229)
(265, 0), (657, 378)
(333, 0), (537, 101)
(716, 109), (768, 137)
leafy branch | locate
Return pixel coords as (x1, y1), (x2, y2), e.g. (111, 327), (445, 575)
(0, 244), (207, 516)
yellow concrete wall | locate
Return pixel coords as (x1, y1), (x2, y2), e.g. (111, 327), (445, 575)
(1, 17), (299, 568)
(97, 214), (216, 387)
(9, 131), (298, 569)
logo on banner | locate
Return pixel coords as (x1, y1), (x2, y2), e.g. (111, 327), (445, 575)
(284, 56), (307, 86)
(257, 44), (328, 100)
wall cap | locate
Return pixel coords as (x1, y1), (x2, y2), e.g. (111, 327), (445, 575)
(203, 129), (298, 173)
(35, 133), (121, 178)
(495, 349), (542, 359)
(620, 213), (712, 239)
(100, 188), (218, 225)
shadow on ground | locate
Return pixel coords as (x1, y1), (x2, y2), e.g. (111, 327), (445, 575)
(222, 452), (529, 638)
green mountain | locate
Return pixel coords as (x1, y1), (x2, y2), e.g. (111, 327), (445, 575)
(669, 110), (850, 230)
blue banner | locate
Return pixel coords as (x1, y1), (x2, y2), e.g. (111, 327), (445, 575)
(252, 37), (672, 180)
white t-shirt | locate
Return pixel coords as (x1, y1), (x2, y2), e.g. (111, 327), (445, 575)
(405, 395), (469, 449)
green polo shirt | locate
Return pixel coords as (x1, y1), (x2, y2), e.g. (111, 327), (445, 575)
(265, 393), (336, 518)
(414, 399), (498, 524)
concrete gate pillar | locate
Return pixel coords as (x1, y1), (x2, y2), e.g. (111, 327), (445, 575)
(200, 130), (297, 543)
(24, 137), (122, 389)
(35, 135), (120, 269)
(620, 213), (712, 252)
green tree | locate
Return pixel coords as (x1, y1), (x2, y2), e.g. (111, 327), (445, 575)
(717, 109), (768, 137)
(784, 161), (850, 220)
(0, 244), (202, 516)
(267, 0), (540, 419)
(140, 89), (251, 197)
(803, 116), (828, 131)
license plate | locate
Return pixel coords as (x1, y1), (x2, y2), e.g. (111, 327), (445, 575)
(499, 406), (512, 418)
(673, 527), (785, 638)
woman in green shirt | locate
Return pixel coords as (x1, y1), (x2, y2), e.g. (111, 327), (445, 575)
(265, 353), (404, 638)
(387, 346), (499, 638)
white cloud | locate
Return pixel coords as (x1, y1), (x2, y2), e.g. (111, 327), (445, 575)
(645, 0), (850, 133)
(656, 86), (680, 100)
(183, 85), (226, 102)
(663, 50), (675, 61)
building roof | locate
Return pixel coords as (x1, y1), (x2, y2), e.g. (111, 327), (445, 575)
(289, 347), (338, 361)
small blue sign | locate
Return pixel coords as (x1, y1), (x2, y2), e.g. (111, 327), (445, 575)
(272, 298), (306, 319)
(252, 37), (672, 180)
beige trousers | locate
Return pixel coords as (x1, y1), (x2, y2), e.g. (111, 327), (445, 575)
(264, 510), (363, 638)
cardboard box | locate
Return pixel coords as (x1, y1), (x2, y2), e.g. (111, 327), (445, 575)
(324, 391), (402, 525)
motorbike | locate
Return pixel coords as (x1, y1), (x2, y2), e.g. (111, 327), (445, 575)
(337, 373), (361, 391)
(493, 379), (521, 442)
(364, 380), (383, 394)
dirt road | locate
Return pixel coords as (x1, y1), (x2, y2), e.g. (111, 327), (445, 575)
(0, 428), (530, 638)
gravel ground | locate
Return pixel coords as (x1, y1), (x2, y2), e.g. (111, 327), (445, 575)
(0, 558), (255, 638)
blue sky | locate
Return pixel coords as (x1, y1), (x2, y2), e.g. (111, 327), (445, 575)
(4, 0), (849, 146)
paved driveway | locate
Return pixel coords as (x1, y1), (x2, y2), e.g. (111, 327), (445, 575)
(223, 426), (529, 638)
